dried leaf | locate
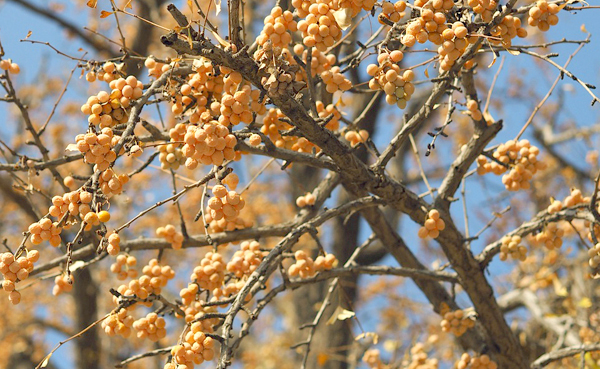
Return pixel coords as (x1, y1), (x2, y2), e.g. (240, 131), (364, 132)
(581, 24), (588, 33)
(100, 10), (114, 18)
(86, 0), (98, 8)
(317, 353), (329, 366)
(355, 332), (379, 344)
(25, 30), (32, 40)
(65, 144), (79, 152)
(333, 8), (353, 30)
(124, 0), (133, 9)
(40, 354), (52, 368)
(505, 48), (520, 56)
(215, 0), (222, 16)
(326, 306), (355, 325)
(211, 30), (230, 47)
(424, 67), (429, 78)
(487, 53), (497, 68)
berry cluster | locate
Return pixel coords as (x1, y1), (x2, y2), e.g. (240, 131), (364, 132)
(140, 259), (175, 295)
(549, 189), (589, 214)
(102, 307), (134, 338)
(205, 185), (246, 226)
(321, 66), (352, 93)
(226, 241), (268, 278)
(441, 309), (475, 337)
(437, 22), (472, 71)
(288, 250), (337, 278)
(179, 298), (219, 328)
(297, 0), (342, 52)
(489, 15), (527, 48)
(110, 254), (138, 280)
(0, 59), (20, 74)
(417, 209), (446, 239)
(145, 57), (171, 78)
(296, 192), (317, 208)
(401, 10), (446, 47)
(52, 274), (74, 296)
(99, 168), (130, 197)
(158, 143), (186, 170)
(379, 1), (406, 24)
(534, 223), (564, 251)
(91, 62), (123, 83)
(499, 235), (527, 261)
(219, 86), (254, 126)
(257, 7), (297, 48)
(335, 0), (376, 17)
(466, 99), (483, 122)
(528, 0), (560, 32)
(367, 52), (414, 109)
(588, 243), (600, 269)
(133, 312), (167, 342)
(476, 140), (545, 191)
(191, 251), (226, 294)
(345, 129), (369, 147)
(81, 75), (141, 128)
(166, 322), (215, 369)
(29, 218), (62, 247)
(414, 0), (454, 11)
(404, 343), (439, 369)
(468, 0), (496, 22)
(182, 121), (237, 169)
(456, 353), (498, 369)
(1, 250), (38, 304)
(362, 349), (385, 369)
(75, 128), (121, 171)
(294, 46), (336, 77)
(260, 108), (295, 149)
(156, 224), (184, 250)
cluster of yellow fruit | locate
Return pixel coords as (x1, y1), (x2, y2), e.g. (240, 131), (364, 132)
(528, 0), (560, 32)
(321, 66), (352, 93)
(499, 235), (527, 261)
(260, 108), (294, 149)
(190, 251), (226, 294)
(345, 129), (369, 148)
(467, 0), (497, 22)
(226, 241), (268, 278)
(466, 99), (484, 122)
(588, 243), (600, 269)
(489, 15), (527, 48)
(296, 192), (317, 208)
(378, 1), (406, 24)
(81, 75), (142, 128)
(414, 0), (454, 11)
(102, 307), (135, 338)
(367, 51), (415, 109)
(417, 210), (446, 239)
(256, 42), (304, 98)
(0, 59), (20, 74)
(402, 10), (446, 47)
(110, 254), (138, 280)
(165, 322), (216, 369)
(294, 46), (336, 77)
(133, 312), (167, 342)
(179, 298), (219, 328)
(476, 140), (545, 191)
(75, 128), (122, 171)
(112, 259), (175, 310)
(86, 61), (123, 83)
(288, 250), (337, 278)
(404, 343), (439, 369)
(441, 309), (476, 337)
(219, 85), (255, 126)
(362, 349), (385, 369)
(297, 0), (342, 52)
(182, 121), (237, 169)
(205, 184), (246, 229)
(158, 143), (186, 170)
(334, 0), (375, 17)
(1, 250), (38, 304)
(534, 223), (564, 251)
(144, 57), (171, 78)
(156, 224), (185, 250)
(456, 353), (498, 369)
(99, 168), (130, 197)
(547, 188), (589, 214)
(52, 274), (74, 296)
(257, 7), (298, 48)
(28, 218), (62, 247)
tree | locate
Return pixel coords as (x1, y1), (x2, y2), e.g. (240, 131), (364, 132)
(0, 0), (599, 368)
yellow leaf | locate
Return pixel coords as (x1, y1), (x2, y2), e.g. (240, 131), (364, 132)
(86, 0), (98, 8)
(581, 24), (588, 33)
(100, 10), (114, 18)
(424, 67), (429, 78)
(211, 30), (230, 47)
(333, 8), (353, 30)
(124, 0), (133, 9)
(326, 306), (355, 325)
(40, 353), (52, 368)
(65, 143), (79, 152)
(577, 297), (592, 308)
(25, 30), (32, 39)
(505, 48), (520, 56)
